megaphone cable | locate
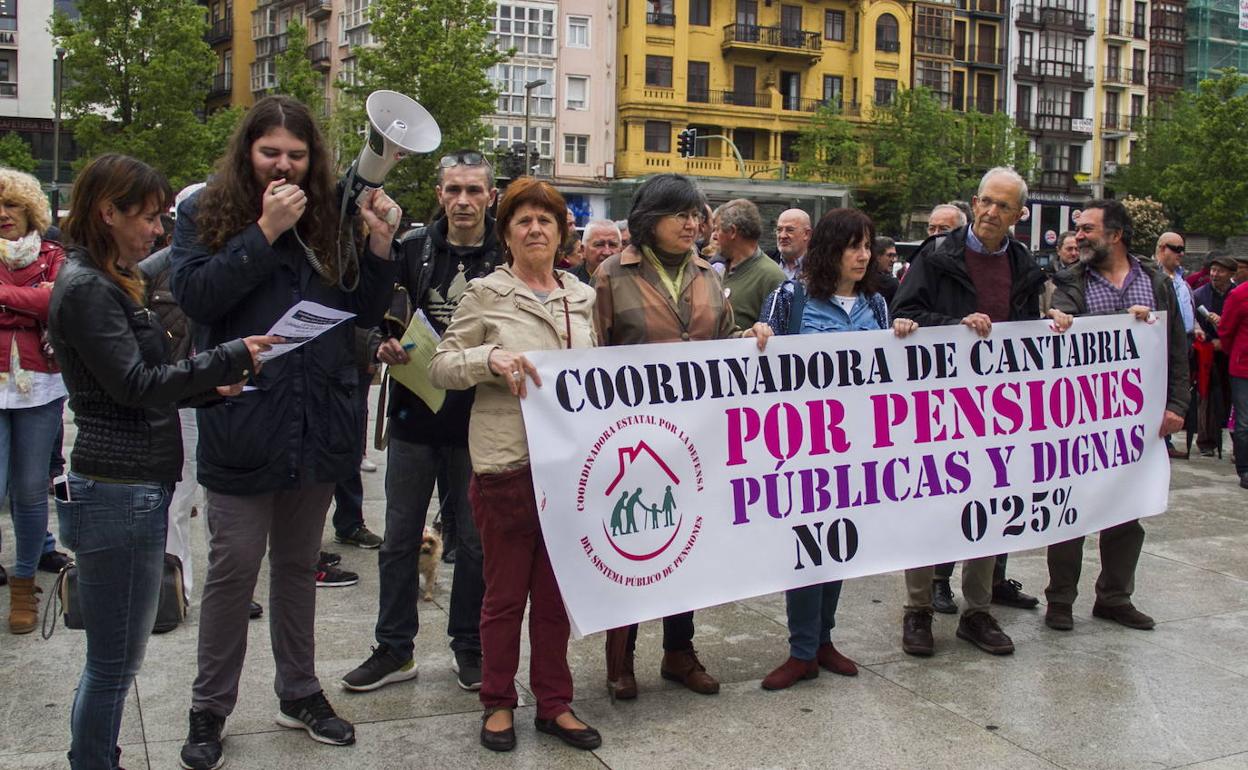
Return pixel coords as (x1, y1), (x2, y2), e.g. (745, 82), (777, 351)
(290, 165), (362, 293)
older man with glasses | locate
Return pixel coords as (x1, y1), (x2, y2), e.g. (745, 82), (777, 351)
(1153, 233), (1199, 458)
(340, 150), (498, 695)
(892, 167), (1072, 657)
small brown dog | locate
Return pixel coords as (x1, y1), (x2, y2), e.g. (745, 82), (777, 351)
(418, 527), (443, 601)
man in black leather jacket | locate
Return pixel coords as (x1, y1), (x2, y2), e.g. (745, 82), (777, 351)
(169, 96), (400, 770)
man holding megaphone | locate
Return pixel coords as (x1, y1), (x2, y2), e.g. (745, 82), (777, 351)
(170, 95), (404, 770)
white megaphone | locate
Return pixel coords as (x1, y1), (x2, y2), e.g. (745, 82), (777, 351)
(344, 90), (442, 225)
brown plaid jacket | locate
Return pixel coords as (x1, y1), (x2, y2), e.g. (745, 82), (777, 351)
(593, 245), (736, 345)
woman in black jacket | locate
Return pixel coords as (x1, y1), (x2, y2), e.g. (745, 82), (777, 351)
(48, 154), (275, 770)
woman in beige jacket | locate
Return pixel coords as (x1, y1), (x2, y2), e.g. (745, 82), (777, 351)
(429, 177), (600, 754)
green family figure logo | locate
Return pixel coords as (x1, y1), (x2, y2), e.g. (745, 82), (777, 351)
(609, 485), (678, 536)
(576, 416), (705, 583)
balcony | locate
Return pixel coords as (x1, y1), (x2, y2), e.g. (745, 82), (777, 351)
(1034, 109), (1095, 135)
(960, 45), (1005, 65)
(781, 95), (839, 112)
(1103, 17), (1138, 38)
(708, 89), (773, 108)
(307, 40), (332, 70)
(208, 72), (231, 99)
(722, 24), (823, 63)
(0, 82), (16, 98)
(1149, 70), (1183, 90)
(205, 14), (232, 45)
(647, 12), (676, 25)
(306, 0), (332, 20)
(1016, 3), (1093, 34)
(877, 39), (901, 53)
(964, 0), (1006, 15)
(255, 33), (289, 57)
(966, 96), (1004, 113)
(1102, 111), (1130, 133)
(1036, 169), (1087, 193)
(1013, 57), (1093, 86)
(1103, 66), (1145, 86)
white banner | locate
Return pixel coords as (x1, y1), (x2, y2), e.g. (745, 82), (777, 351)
(521, 314), (1171, 636)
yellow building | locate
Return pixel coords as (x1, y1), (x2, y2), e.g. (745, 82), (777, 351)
(615, 0), (912, 180)
(201, 0), (258, 110)
(950, 0), (1008, 114)
(1091, 0), (1150, 195)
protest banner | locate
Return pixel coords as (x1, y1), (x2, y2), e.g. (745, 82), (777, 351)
(520, 314), (1171, 636)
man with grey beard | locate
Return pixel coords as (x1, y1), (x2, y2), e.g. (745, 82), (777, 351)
(1043, 199), (1189, 633)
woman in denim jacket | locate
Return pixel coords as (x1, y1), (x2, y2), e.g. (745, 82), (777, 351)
(757, 207), (918, 690)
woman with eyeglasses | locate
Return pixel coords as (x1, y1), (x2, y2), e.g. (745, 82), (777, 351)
(592, 172), (771, 701)
(430, 177), (601, 753)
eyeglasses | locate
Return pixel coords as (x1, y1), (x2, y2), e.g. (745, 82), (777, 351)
(1163, 243), (1185, 253)
(666, 210), (701, 224)
(439, 151), (487, 169)
(976, 196), (1018, 215)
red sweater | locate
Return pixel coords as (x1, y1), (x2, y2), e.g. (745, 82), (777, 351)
(0, 239), (66, 374)
(1218, 281), (1248, 379)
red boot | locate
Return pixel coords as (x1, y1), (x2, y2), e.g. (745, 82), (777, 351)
(816, 642), (858, 676)
(761, 656), (818, 690)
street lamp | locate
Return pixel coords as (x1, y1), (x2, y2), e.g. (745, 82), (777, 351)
(522, 78), (546, 177)
(51, 47), (65, 225)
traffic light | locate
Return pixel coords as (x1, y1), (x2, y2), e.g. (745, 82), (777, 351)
(675, 127), (698, 158)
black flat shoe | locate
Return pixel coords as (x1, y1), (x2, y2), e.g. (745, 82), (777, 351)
(480, 709), (515, 752)
(534, 711), (602, 751)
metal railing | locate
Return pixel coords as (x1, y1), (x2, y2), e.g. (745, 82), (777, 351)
(205, 15), (232, 45)
(722, 23), (822, 52)
(305, 0), (332, 18)
(1013, 57), (1093, 84)
(307, 40), (332, 67)
(647, 12), (676, 26)
(961, 45), (1005, 65)
(876, 38), (901, 53)
(1016, 3), (1093, 33)
(209, 72), (231, 98)
(0, 82), (17, 98)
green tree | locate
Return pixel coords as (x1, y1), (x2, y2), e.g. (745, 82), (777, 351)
(1117, 70), (1248, 238)
(790, 104), (865, 184)
(0, 132), (38, 173)
(338, 0), (506, 218)
(275, 19), (325, 119)
(52, 0), (220, 189)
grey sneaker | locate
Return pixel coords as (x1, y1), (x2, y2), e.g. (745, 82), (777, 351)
(335, 526), (383, 549)
(275, 690), (355, 745)
(341, 645), (418, 692)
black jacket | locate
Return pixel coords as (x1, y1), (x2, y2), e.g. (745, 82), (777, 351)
(388, 215), (501, 447)
(890, 226), (1045, 326)
(170, 193), (398, 494)
(1051, 258), (1191, 417)
(48, 251), (251, 484)
(139, 247), (194, 362)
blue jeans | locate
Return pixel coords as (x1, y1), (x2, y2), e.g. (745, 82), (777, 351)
(1, 397), (65, 577)
(784, 580), (843, 660)
(375, 437), (483, 657)
(1231, 376), (1248, 477)
(57, 474), (169, 770)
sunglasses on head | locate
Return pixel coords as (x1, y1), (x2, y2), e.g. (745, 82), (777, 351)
(439, 151), (487, 169)
(1165, 243), (1185, 253)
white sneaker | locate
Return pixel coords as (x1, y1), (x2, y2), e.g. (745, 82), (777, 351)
(360, 458), (378, 473)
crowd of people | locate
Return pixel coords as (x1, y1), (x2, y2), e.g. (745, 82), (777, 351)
(1, 92), (1245, 770)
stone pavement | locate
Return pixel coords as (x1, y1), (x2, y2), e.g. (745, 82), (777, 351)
(2, 413), (1247, 769)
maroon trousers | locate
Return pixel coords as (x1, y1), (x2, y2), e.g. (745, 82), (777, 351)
(469, 465), (573, 720)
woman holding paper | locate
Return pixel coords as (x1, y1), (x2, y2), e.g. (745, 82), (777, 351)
(756, 207), (918, 691)
(47, 154), (276, 769)
(429, 177), (601, 753)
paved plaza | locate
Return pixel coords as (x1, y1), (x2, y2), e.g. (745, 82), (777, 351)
(2, 411), (1247, 770)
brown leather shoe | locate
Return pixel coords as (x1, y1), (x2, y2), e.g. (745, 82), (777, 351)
(660, 648), (720, 694)
(956, 611), (1015, 654)
(1167, 446), (1189, 459)
(901, 610), (934, 656)
(816, 642), (858, 676)
(1092, 601), (1155, 630)
(761, 656), (818, 690)
(1045, 601), (1074, 630)
(8, 576), (39, 635)
(609, 653), (637, 701)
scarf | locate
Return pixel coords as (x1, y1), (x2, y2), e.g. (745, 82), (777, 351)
(641, 245), (691, 304)
(0, 231), (42, 270)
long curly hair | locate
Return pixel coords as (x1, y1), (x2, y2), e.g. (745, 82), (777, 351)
(194, 96), (343, 282)
(0, 167), (52, 236)
(62, 154), (172, 305)
(802, 208), (879, 301)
